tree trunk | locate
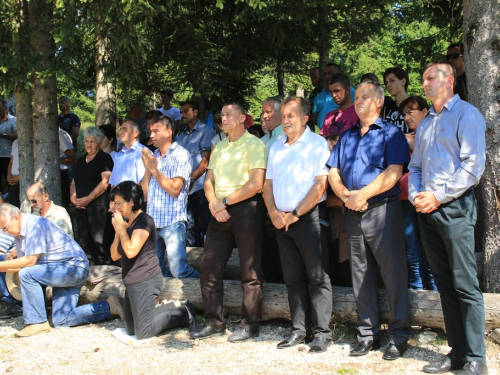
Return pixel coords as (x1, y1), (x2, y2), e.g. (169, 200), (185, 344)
(29, 0), (60, 204)
(317, 1), (330, 90)
(277, 58), (284, 97)
(13, 0), (33, 212)
(463, 0), (500, 292)
(75, 272), (500, 330)
(95, 21), (117, 127)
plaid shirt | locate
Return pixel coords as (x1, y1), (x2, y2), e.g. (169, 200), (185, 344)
(147, 142), (192, 228)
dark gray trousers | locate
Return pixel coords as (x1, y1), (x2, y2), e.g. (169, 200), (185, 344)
(123, 273), (189, 340)
(418, 190), (486, 364)
(345, 199), (411, 345)
(275, 205), (332, 338)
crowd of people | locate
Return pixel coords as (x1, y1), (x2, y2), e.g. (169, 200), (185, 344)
(0, 42), (488, 375)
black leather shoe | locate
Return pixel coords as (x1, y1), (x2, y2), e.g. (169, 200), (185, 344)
(227, 327), (259, 343)
(190, 324), (226, 340)
(277, 332), (306, 349)
(308, 337), (332, 354)
(455, 361), (488, 375)
(0, 304), (23, 318)
(349, 339), (381, 356)
(382, 343), (407, 360)
(423, 353), (467, 373)
(183, 303), (197, 332)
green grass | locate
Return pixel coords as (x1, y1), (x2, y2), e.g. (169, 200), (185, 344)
(337, 369), (359, 375)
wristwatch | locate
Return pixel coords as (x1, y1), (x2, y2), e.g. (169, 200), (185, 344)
(222, 197), (229, 206)
(292, 209), (300, 218)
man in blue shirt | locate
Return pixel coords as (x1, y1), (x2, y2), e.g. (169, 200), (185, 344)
(328, 81), (411, 360)
(409, 61), (487, 375)
(175, 101), (215, 247)
(58, 96), (81, 152)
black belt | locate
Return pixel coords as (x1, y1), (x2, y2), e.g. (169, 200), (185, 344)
(344, 196), (398, 213)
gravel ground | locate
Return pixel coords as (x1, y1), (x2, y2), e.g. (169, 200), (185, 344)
(1, 301), (499, 375)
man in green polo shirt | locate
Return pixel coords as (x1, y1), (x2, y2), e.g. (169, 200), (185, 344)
(191, 103), (266, 343)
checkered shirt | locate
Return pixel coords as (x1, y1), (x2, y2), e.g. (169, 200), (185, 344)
(147, 142), (192, 228)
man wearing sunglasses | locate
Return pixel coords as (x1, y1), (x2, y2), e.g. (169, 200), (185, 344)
(446, 43), (468, 101)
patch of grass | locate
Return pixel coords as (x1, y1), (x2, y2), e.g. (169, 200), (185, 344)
(337, 369), (359, 375)
(433, 336), (447, 346)
(330, 318), (358, 342)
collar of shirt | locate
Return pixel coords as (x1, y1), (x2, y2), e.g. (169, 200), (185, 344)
(43, 201), (55, 218)
(154, 142), (179, 159)
(281, 126), (311, 146)
(429, 94), (460, 116)
(228, 130), (251, 147)
(183, 120), (202, 134)
(350, 116), (384, 136)
(120, 140), (141, 154)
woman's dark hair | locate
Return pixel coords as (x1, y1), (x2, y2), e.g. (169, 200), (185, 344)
(98, 124), (117, 151)
(110, 181), (144, 212)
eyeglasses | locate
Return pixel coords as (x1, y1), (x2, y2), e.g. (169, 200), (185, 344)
(111, 200), (126, 208)
(445, 53), (463, 60)
(29, 198), (38, 204)
(2, 218), (12, 233)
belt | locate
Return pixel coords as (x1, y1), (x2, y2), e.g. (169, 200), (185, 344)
(344, 196), (398, 214)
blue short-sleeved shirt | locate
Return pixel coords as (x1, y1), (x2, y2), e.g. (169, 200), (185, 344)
(313, 87), (355, 128)
(327, 117), (410, 204)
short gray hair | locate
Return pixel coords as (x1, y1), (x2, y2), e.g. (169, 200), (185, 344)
(122, 119), (140, 136)
(0, 203), (20, 222)
(356, 81), (385, 100)
(84, 126), (104, 143)
(263, 97), (282, 114)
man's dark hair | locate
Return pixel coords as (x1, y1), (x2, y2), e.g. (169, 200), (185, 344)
(325, 63), (341, 73)
(399, 96), (430, 116)
(282, 95), (311, 118)
(383, 67), (410, 91)
(151, 115), (175, 136)
(181, 101), (199, 112)
(223, 102), (245, 116)
(328, 73), (351, 89)
(360, 73), (380, 84)
(447, 42), (464, 52)
(423, 60), (456, 79)
(110, 181), (144, 213)
(0, 99), (7, 108)
(160, 89), (174, 98)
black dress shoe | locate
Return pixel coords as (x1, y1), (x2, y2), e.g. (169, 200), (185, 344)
(227, 327), (259, 343)
(308, 337), (332, 354)
(455, 361), (488, 375)
(183, 303), (197, 332)
(349, 339), (381, 356)
(382, 343), (407, 360)
(277, 332), (306, 349)
(190, 324), (226, 340)
(423, 353), (467, 373)
(0, 304), (23, 318)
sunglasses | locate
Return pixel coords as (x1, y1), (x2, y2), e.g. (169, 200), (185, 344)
(445, 52), (463, 60)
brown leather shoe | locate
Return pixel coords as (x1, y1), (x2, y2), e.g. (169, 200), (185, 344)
(15, 322), (51, 337)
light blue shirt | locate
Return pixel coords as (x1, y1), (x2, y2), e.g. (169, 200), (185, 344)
(109, 141), (147, 186)
(313, 87), (355, 128)
(175, 121), (215, 194)
(16, 214), (88, 269)
(261, 125), (284, 161)
(408, 94), (486, 204)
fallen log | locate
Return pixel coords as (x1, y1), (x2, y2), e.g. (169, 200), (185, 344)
(77, 275), (500, 331)
(187, 247), (240, 280)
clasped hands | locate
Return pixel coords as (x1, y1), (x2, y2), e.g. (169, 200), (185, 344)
(209, 199), (231, 223)
(340, 189), (368, 212)
(72, 196), (91, 209)
(270, 210), (298, 231)
(110, 210), (129, 232)
(413, 191), (440, 213)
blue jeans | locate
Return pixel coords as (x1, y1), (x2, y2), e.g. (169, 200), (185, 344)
(155, 221), (200, 278)
(0, 253), (17, 304)
(19, 263), (111, 326)
(401, 200), (436, 290)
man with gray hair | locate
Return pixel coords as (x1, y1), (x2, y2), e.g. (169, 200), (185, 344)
(260, 97), (283, 159)
(327, 81), (411, 360)
(109, 120), (148, 188)
(26, 182), (74, 238)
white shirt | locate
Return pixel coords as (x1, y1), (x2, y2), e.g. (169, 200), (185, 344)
(159, 107), (181, 122)
(266, 127), (330, 212)
(59, 128), (74, 170)
(10, 139), (19, 176)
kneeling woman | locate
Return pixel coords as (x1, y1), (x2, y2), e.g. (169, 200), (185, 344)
(109, 181), (196, 339)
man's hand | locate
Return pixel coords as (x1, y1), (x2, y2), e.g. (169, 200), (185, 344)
(344, 190), (368, 211)
(6, 174), (19, 185)
(214, 209), (231, 222)
(283, 212), (299, 231)
(405, 132), (416, 151)
(339, 188), (351, 203)
(74, 196), (91, 209)
(141, 148), (158, 174)
(209, 199), (226, 216)
(269, 210), (286, 229)
(413, 191), (441, 213)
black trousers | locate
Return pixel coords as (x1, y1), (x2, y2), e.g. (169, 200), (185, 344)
(0, 157), (10, 191)
(275, 204), (332, 338)
(76, 205), (113, 266)
(418, 190), (486, 364)
(124, 273), (190, 340)
(200, 195), (264, 330)
(261, 213), (284, 283)
(344, 199), (411, 345)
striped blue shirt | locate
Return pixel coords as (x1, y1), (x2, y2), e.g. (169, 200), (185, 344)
(146, 142), (192, 228)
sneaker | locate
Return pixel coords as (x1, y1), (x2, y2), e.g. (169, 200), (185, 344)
(107, 295), (125, 321)
(15, 321), (50, 337)
(0, 304), (23, 319)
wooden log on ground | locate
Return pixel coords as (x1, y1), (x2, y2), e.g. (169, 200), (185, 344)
(77, 274), (500, 330)
(186, 247), (241, 280)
